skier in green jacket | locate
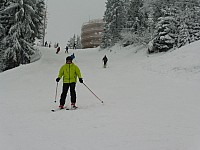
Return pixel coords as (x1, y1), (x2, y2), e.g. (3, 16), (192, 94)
(56, 56), (83, 109)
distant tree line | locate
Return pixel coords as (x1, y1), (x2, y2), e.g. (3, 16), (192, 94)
(101, 0), (200, 53)
(0, 0), (45, 72)
(67, 34), (81, 49)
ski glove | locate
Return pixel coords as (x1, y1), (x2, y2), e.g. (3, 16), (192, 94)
(79, 78), (83, 83)
(56, 78), (60, 82)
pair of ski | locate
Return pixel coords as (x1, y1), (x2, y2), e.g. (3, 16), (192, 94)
(51, 106), (77, 112)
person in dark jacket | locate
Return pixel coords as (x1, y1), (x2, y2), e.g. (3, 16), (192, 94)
(102, 55), (108, 68)
(73, 43), (76, 50)
(56, 47), (61, 54)
(65, 45), (69, 53)
(56, 56), (83, 109)
(45, 41), (48, 47)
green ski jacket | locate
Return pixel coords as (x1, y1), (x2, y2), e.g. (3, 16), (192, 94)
(58, 63), (82, 83)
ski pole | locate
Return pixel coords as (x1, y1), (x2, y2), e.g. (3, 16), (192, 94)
(54, 82), (58, 103)
(83, 83), (104, 103)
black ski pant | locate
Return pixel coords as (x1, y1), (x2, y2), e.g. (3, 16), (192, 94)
(60, 82), (76, 106)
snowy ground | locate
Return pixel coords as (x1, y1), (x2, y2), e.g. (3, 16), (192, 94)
(1, 41), (200, 150)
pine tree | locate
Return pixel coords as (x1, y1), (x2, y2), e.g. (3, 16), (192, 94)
(186, 1), (200, 42)
(174, 0), (200, 48)
(101, 0), (127, 48)
(122, 0), (150, 46)
(100, 23), (112, 48)
(67, 34), (77, 48)
(101, 0), (200, 52)
(33, 0), (45, 41)
(153, 16), (178, 52)
(0, 0), (10, 71)
(0, 0), (45, 71)
(150, 0), (197, 52)
(76, 35), (81, 49)
(127, 0), (145, 32)
(0, 0), (10, 39)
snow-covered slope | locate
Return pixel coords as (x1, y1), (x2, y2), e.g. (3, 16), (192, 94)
(0, 41), (200, 150)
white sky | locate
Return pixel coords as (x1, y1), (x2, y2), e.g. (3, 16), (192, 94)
(45, 0), (106, 48)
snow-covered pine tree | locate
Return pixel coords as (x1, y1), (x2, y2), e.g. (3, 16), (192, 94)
(67, 34), (76, 48)
(0, 0), (10, 72)
(101, 0), (116, 48)
(100, 23), (112, 49)
(174, 0), (200, 48)
(122, 0), (150, 46)
(126, 0), (144, 32)
(188, 22), (200, 42)
(153, 16), (178, 52)
(33, 0), (45, 42)
(101, 0), (127, 48)
(0, 0), (10, 41)
(76, 35), (81, 49)
(1, 0), (45, 71)
(67, 37), (74, 48)
(177, 20), (190, 48)
(149, 0), (180, 52)
(187, 1), (200, 42)
(0, 22), (5, 72)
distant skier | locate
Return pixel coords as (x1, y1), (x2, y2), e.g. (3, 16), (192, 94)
(56, 56), (83, 109)
(102, 55), (108, 68)
(65, 45), (69, 53)
(56, 47), (61, 54)
(45, 41), (48, 47)
(49, 42), (51, 48)
(73, 43), (76, 50)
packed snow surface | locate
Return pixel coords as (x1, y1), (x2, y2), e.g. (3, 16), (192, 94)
(1, 41), (200, 150)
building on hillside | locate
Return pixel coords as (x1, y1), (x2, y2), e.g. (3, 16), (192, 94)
(81, 19), (104, 49)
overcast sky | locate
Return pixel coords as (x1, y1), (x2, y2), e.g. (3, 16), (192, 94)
(45, 0), (106, 48)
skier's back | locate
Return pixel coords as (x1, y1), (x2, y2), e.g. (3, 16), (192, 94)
(102, 55), (108, 68)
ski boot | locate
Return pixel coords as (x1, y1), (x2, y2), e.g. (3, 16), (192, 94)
(71, 103), (78, 110)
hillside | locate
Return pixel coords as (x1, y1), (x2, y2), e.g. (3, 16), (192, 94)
(0, 41), (200, 150)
